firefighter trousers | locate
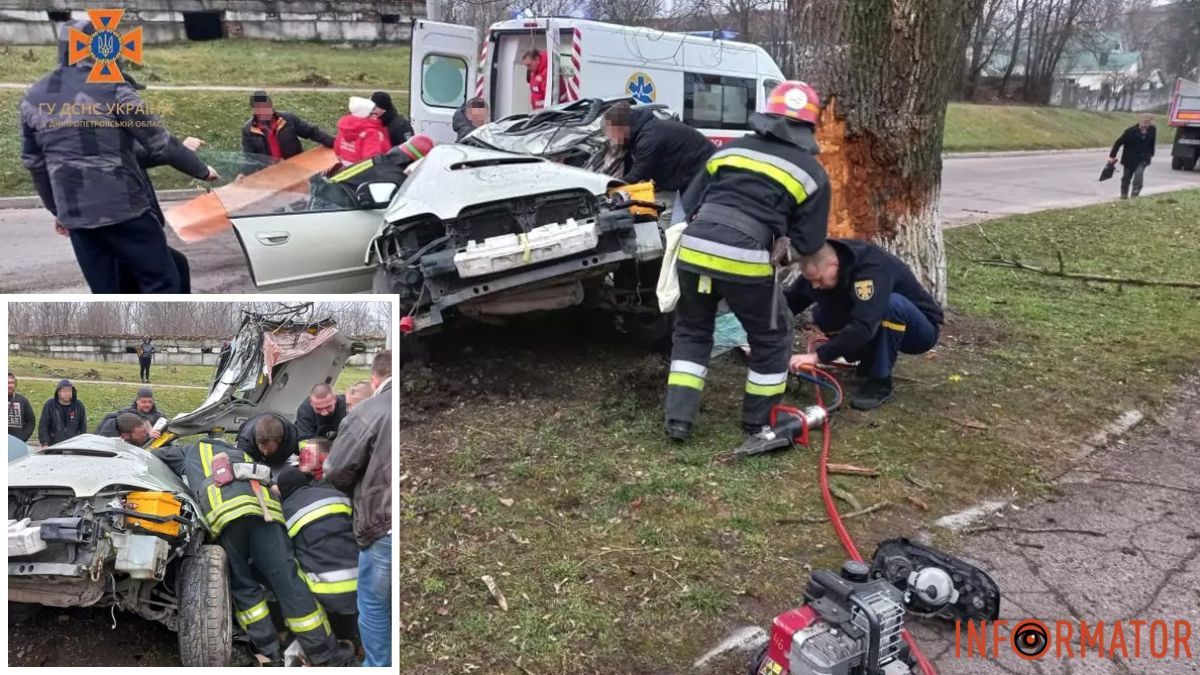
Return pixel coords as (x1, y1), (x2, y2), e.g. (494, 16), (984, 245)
(219, 517), (338, 663)
(666, 269), (793, 429)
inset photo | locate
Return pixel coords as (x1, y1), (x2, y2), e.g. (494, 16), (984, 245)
(6, 300), (394, 668)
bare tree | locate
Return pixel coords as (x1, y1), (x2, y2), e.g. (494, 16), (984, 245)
(962, 0), (1017, 100)
(999, 0), (1032, 97)
(588, 0), (663, 26)
(793, 0), (986, 303)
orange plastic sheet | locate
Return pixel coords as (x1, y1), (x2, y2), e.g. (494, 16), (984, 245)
(165, 147), (337, 243)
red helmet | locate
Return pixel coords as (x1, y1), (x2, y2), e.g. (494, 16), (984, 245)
(765, 81), (821, 125)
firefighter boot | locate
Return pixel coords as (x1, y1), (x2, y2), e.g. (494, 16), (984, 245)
(850, 377), (895, 411)
(666, 419), (693, 442)
(315, 642), (359, 667)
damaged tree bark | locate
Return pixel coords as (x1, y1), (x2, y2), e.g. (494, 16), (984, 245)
(792, 0), (986, 303)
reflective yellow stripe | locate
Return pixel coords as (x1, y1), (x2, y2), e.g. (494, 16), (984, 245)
(236, 599), (269, 627)
(287, 504), (353, 538)
(746, 381), (788, 397)
(286, 606), (329, 633)
(199, 441), (214, 477)
(207, 496), (285, 533)
(698, 274), (712, 294)
(207, 483), (222, 510)
(679, 247), (773, 278)
(330, 158), (373, 183)
(707, 155), (807, 204)
(295, 562), (358, 595)
(668, 372), (705, 391)
(881, 320), (906, 332)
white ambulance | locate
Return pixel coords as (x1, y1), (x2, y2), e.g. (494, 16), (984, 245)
(409, 17), (787, 147)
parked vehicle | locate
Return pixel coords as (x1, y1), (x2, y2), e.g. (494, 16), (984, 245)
(1168, 77), (1200, 171)
(409, 17), (786, 147)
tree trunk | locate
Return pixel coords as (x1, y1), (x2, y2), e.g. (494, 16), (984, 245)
(1001, 0), (1028, 97)
(792, 0), (985, 304)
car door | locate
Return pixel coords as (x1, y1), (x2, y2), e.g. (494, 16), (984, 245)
(410, 19), (478, 143)
(230, 208), (381, 293)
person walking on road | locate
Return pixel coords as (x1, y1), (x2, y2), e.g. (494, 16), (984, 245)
(8, 373), (35, 443)
(237, 91), (334, 180)
(602, 101), (716, 224)
(20, 20), (219, 294)
(38, 379), (86, 447)
(1108, 114), (1157, 199)
(663, 81), (832, 442)
(137, 336), (156, 383)
(156, 437), (357, 666)
(327, 350), (393, 667)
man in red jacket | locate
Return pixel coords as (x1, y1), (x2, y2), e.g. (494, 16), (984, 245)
(522, 48), (549, 111)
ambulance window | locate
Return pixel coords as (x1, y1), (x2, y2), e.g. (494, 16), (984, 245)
(684, 73), (756, 130)
(764, 79), (781, 102)
(421, 54), (468, 109)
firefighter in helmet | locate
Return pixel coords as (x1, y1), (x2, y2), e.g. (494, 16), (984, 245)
(155, 437), (357, 666)
(665, 81), (832, 441)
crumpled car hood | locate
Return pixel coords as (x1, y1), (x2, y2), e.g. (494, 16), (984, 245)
(379, 145), (615, 231)
(8, 435), (194, 507)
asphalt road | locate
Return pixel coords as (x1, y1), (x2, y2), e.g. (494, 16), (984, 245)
(0, 149), (1197, 294)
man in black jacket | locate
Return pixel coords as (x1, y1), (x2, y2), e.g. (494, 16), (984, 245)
(1108, 114), (1157, 199)
(296, 383), (348, 442)
(38, 379), (86, 447)
(663, 81), (831, 441)
(603, 101), (715, 223)
(8, 373), (35, 442)
(370, 91), (414, 147)
(237, 91), (334, 180)
(97, 387), (165, 438)
(453, 97), (489, 141)
(786, 239), (943, 411)
(236, 412), (301, 470)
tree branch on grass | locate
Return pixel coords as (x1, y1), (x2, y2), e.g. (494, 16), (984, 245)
(967, 525), (1105, 537)
(968, 255), (1200, 289)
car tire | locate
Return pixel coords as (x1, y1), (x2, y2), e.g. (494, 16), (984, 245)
(177, 544), (232, 667)
(1173, 156), (1186, 170)
(1186, 156), (1199, 172)
(626, 311), (675, 354)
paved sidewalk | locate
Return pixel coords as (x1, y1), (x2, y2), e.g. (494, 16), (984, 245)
(914, 372), (1200, 674)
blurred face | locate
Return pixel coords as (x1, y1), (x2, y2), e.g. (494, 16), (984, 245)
(372, 105), (385, 117)
(57, 386), (73, 404)
(136, 396), (154, 413)
(124, 423), (150, 446)
(310, 393), (338, 417)
(522, 55), (537, 70)
(1138, 116), (1152, 130)
(258, 438), (281, 457)
(7, 375), (14, 397)
(252, 102), (274, 122)
(803, 258), (840, 290)
(604, 121), (629, 147)
(466, 104), (488, 126)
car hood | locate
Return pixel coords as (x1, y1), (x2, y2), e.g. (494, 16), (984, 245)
(378, 144), (615, 231)
(8, 435), (193, 505)
(166, 313), (362, 437)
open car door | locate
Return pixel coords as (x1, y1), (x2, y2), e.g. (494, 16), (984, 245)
(230, 208), (381, 294)
(410, 19), (479, 143)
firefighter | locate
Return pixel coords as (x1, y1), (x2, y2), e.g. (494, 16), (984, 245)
(786, 239), (943, 410)
(154, 436), (356, 666)
(274, 466), (360, 643)
(664, 81), (832, 441)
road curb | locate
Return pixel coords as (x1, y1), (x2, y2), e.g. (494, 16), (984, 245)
(0, 188), (202, 210)
(944, 144), (1172, 159)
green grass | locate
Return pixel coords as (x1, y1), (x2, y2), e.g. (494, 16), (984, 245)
(399, 190), (1200, 673)
(11, 356), (372, 429)
(944, 102), (1148, 153)
(1, 40), (410, 89)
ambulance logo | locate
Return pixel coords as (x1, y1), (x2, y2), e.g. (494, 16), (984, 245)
(68, 9), (144, 84)
(627, 72), (656, 104)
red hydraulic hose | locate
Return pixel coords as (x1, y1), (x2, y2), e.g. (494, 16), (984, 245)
(807, 360), (938, 675)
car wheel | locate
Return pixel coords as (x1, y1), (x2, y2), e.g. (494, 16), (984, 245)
(177, 544), (232, 667)
(1185, 156), (1199, 172)
(626, 311), (675, 354)
(1172, 156), (1185, 170)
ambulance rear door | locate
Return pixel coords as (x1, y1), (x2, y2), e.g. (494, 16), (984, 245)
(409, 19), (478, 143)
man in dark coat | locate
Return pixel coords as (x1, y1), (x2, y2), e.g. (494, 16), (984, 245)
(296, 383), (348, 442)
(453, 97), (489, 141)
(38, 379), (86, 447)
(97, 387), (165, 438)
(237, 91), (334, 179)
(236, 412), (301, 470)
(8, 373), (36, 442)
(370, 91), (414, 147)
(1108, 114), (1157, 199)
(20, 20), (219, 294)
(603, 101), (716, 223)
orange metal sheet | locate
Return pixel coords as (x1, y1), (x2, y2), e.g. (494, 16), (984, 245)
(166, 147), (337, 243)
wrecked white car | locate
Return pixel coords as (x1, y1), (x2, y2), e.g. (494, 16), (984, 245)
(9, 436), (224, 666)
(8, 308), (364, 667)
